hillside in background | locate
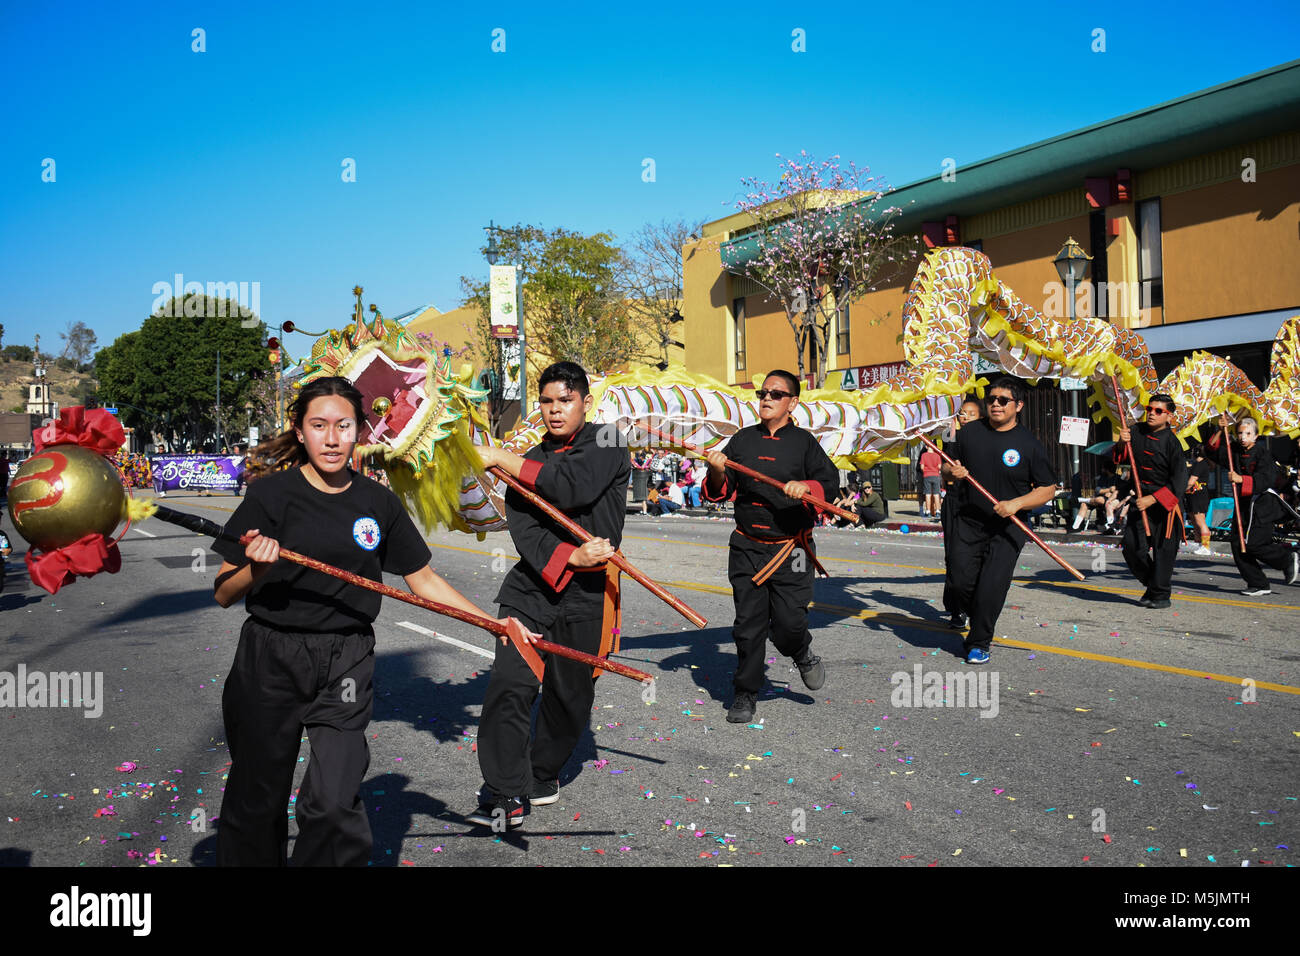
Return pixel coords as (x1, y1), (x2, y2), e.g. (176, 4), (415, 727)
(0, 356), (97, 415)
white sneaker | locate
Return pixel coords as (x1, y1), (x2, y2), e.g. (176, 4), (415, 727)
(1072, 514), (1084, 530)
(1240, 588), (1272, 597)
(1193, 546), (1213, 556)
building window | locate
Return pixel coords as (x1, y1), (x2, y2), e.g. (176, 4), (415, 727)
(1088, 211), (1110, 320)
(733, 296), (746, 370)
(1138, 198), (1163, 311)
(837, 297), (850, 354)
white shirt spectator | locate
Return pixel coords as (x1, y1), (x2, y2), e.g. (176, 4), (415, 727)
(666, 483), (685, 507)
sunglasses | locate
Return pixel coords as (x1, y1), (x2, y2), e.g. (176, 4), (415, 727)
(755, 389), (794, 401)
(988, 395), (1016, 406)
(1145, 405), (1169, 414)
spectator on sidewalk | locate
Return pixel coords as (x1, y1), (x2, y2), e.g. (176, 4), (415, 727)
(919, 446), (943, 518)
(857, 481), (886, 527)
(648, 480), (683, 516)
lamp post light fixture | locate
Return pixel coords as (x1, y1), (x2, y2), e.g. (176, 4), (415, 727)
(1054, 237), (1093, 476)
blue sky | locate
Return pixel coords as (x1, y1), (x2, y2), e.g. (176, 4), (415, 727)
(3, 0), (1298, 358)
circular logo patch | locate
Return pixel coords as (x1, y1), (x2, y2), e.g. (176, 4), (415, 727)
(1002, 448), (1021, 467)
(352, 517), (381, 551)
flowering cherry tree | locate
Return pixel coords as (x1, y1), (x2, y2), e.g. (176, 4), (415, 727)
(731, 153), (919, 386)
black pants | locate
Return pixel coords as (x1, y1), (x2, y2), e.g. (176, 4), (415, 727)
(1232, 498), (1291, 590)
(478, 606), (601, 798)
(945, 513), (1023, 652)
(728, 531), (814, 695)
(218, 619), (375, 867)
(1121, 505), (1179, 602)
(856, 506), (885, 527)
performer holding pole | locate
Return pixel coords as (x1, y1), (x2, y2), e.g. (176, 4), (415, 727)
(703, 370), (840, 724)
(1205, 413), (1299, 596)
(941, 376), (1059, 665)
(1111, 373), (1152, 538)
(470, 362), (631, 826)
(210, 376), (525, 867)
(1114, 394), (1187, 609)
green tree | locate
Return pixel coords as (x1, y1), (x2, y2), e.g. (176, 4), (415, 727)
(3, 345), (34, 363)
(459, 225), (645, 384)
(94, 294), (269, 451)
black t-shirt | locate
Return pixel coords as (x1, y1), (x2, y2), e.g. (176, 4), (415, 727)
(214, 467), (432, 633)
(950, 420), (1056, 535)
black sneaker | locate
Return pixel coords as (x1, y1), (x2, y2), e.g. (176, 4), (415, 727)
(727, 691), (757, 724)
(794, 651), (826, 691)
(530, 778), (560, 806)
(1137, 596), (1153, 607)
(467, 795), (528, 830)
(948, 612), (967, 630)
(1146, 598), (1171, 609)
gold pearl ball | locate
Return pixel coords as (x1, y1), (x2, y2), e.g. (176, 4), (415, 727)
(372, 397), (392, 416)
(7, 446), (126, 551)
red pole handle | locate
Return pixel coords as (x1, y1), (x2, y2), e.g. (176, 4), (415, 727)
(918, 435), (1085, 582)
(1220, 423), (1248, 553)
(238, 534), (653, 682)
(486, 465), (707, 629)
(637, 422), (860, 524)
(1110, 373), (1152, 538)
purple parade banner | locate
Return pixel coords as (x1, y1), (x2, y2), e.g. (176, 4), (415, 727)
(151, 455), (245, 493)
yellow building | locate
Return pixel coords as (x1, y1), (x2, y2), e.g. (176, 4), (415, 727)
(685, 59), (1300, 397)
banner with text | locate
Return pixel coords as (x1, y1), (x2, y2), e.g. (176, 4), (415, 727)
(151, 455), (245, 493)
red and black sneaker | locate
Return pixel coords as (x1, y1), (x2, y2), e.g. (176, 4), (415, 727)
(467, 794), (528, 830)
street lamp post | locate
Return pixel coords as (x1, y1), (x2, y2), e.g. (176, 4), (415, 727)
(484, 220), (526, 426)
(1054, 237), (1093, 477)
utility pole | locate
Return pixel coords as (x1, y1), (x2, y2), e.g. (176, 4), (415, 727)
(216, 349), (223, 453)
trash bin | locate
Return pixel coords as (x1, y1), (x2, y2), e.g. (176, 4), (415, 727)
(632, 468), (649, 502)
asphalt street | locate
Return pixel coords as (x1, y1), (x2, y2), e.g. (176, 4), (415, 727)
(1, 495), (1295, 871)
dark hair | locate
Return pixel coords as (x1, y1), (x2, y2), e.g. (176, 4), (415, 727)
(1150, 392), (1176, 412)
(763, 369), (801, 397)
(538, 361), (589, 398)
(989, 376), (1027, 405)
(961, 396), (984, 416)
(247, 376), (365, 478)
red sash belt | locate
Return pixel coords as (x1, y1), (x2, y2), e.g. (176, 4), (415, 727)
(574, 561), (622, 677)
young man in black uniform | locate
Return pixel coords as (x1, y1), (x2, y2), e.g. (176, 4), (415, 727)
(1206, 413), (1299, 595)
(1115, 393), (1188, 609)
(704, 370), (840, 724)
(942, 377), (1057, 664)
(942, 397), (984, 629)
(471, 362), (630, 826)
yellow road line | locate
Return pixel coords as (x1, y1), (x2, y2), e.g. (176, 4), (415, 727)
(991, 637), (1300, 696)
(662, 580), (1300, 696)
(629, 533), (1297, 612)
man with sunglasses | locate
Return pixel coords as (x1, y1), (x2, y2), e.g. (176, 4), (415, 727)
(1115, 393), (1187, 609)
(704, 370), (840, 724)
(942, 377), (1057, 664)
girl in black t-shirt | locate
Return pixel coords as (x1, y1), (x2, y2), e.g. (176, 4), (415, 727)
(212, 376), (527, 866)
